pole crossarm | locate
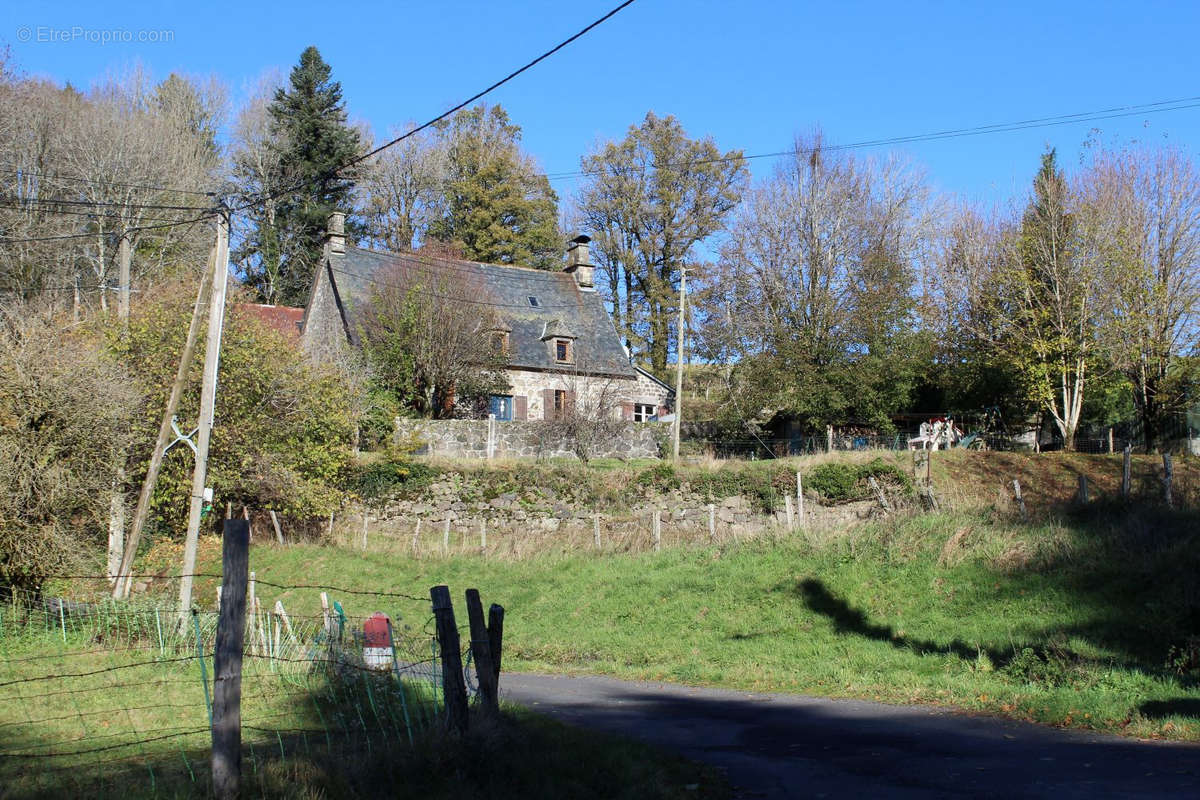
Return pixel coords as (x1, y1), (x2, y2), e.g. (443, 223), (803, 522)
(164, 415), (199, 457)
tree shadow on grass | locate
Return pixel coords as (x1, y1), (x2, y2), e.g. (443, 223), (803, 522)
(796, 577), (1002, 664)
(1140, 699), (1200, 720)
(795, 564), (1197, 689)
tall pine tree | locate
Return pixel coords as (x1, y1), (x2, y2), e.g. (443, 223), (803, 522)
(244, 47), (361, 306)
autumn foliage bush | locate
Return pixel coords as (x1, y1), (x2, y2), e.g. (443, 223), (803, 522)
(110, 283), (359, 541)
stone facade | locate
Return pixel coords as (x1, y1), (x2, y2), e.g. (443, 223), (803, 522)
(499, 367), (671, 422)
(394, 418), (666, 460)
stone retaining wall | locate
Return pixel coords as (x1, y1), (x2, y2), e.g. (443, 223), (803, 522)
(358, 473), (881, 546)
(394, 418), (665, 460)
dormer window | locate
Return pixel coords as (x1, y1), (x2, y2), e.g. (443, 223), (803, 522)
(554, 338), (573, 363)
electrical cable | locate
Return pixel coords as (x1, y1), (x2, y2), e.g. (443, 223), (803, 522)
(231, 0), (638, 212)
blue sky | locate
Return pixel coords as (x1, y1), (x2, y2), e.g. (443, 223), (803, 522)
(4, 0), (1199, 206)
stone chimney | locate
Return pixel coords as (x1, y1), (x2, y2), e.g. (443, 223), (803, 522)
(325, 211), (346, 255)
(564, 234), (594, 290)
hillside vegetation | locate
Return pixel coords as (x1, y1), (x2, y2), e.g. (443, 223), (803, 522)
(178, 451), (1200, 742)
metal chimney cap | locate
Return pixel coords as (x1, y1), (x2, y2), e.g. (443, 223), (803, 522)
(568, 234), (591, 246)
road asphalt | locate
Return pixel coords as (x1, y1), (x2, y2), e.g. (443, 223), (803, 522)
(501, 672), (1199, 798)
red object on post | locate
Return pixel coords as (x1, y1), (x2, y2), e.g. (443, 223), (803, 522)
(363, 612), (393, 669)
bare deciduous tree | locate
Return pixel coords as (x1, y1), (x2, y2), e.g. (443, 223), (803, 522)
(359, 259), (509, 418)
(358, 125), (449, 253)
(541, 365), (629, 463)
(1086, 144), (1200, 451)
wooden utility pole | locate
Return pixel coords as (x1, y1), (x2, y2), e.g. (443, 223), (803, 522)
(671, 269), (687, 461)
(117, 231), (132, 323)
(178, 213), (230, 624)
(211, 519), (249, 800)
(114, 234), (217, 599)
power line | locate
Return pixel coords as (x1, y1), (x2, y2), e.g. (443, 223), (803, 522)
(0, 194), (214, 213)
(232, 0), (638, 212)
(0, 200), (210, 225)
(541, 94), (1200, 181)
(0, 166), (217, 198)
(0, 210), (217, 244)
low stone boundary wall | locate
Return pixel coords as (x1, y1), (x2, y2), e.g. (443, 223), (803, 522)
(394, 418), (665, 460)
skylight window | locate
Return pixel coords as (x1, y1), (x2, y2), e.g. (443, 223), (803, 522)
(528, 296), (540, 308)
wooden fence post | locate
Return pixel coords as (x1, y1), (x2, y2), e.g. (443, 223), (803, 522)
(1108, 428), (1114, 454)
(1076, 475), (1089, 504)
(1122, 445), (1132, 500)
(796, 471), (804, 525)
(360, 512), (368, 551)
(652, 509), (661, 551)
(487, 604), (505, 683)
(593, 513), (601, 550)
(1163, 453), (1174, 508)
(268, 510), (284, 546)
(464, 589), (499, 714)
(868, 476), (892, 512)
(247, 572), (257, 652)
(1013, 479), (1028, 521)
(211, 519), (249, 800)
(784, 493), (794, 529)
(707, 503), (715, 541)
(443, 519), (451, 554)
(479, 519), (487, 554)
(412, 518), (422, 553)
(430, 585), (468, 734)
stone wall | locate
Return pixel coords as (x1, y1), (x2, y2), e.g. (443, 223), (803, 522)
(356, 472), (883, 554)
(394, 418), (666, 460)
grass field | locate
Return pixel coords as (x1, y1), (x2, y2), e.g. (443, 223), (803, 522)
(0, 581), (729, 799)
(7, 450), (1198, 796)
(207, 493), (1200, 744)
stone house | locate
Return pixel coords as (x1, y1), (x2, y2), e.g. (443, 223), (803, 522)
(299, 213), (673, 423)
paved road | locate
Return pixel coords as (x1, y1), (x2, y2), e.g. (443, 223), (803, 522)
(502, 673), (1199, 798)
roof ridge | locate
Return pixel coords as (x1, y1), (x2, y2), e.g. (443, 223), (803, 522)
(346, 244), (568, 277)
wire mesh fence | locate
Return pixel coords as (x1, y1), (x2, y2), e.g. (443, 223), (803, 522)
(0, 576), (466, 798)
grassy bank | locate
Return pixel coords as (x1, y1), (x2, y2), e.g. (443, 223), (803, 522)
(213, 498), (1200, 743)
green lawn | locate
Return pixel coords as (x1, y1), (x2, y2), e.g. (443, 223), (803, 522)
(216, 501), (1200, 742)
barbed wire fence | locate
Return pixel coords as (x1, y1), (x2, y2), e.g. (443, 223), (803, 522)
(0, 556), (495, 798)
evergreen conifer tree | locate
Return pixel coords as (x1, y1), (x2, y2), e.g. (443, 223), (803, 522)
(249, 46), (361, 305)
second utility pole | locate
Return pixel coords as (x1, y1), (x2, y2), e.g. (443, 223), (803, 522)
(672, 268), (687, 461)
(178, 212), (230, 627)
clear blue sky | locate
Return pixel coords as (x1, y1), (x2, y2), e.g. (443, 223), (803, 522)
(4, 0), (1199, 205)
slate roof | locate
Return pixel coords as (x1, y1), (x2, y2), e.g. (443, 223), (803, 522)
(328, 246), (636, 379)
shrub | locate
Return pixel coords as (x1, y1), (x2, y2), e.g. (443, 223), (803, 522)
(351, 458), (440, 502)
(110, 285), (359, 535)
(0, 306), (136, 591)
(806, 458), (912, 504)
